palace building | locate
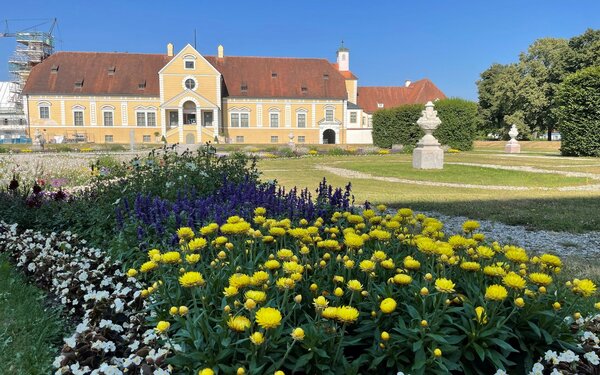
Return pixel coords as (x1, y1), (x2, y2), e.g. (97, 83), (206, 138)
(21, 43), (445, 145)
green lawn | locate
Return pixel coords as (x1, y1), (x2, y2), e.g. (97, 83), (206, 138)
(0, 255), (66, 374)
(258, 152), (600, 233)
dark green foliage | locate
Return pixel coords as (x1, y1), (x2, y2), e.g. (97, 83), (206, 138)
(372, 99), (478, 150)
(433, 98), (479, 150)
(372, 104), (423, 148)
(556, 66), (600, 156)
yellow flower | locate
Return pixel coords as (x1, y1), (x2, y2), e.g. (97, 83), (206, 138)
(229, 273), (252, 288)
(434, 278), (456, 293)
(515, 297), (525, 308)
(313, 296), (329, 310)
(179, 306), (189, 316)
(474, 306), (488, 324)
(369, 229), (391, 241)
(199, 368), (214, 375)
(485, 285), (508, 301)
(127, 268), (138, 277)
(460, 261), (481, 272)
(371, 250), (387, 262)
(380, 298), (397, 314)
(462, 220), (480, 233)
(434, 348), (442, 357)
(322, 306), (338, 319)
(227, 315), (251, 332)
(185, 253), (201, 264)
(529, 273), (553, 286)
(255, 307), (282, 329)
(344, 233), (364, 249)
(274, 371), (285, 375)
(448, 235), (468, 249)
(294, 294), (302, 303)
(223, 286), (239, 297)
(553, 302), (561, 310)
(347, 214), (364, 224)
(347, 279), (363, 292)
(283, 261), (304, 275)
(250, 271), (269, 286)
(176, 227), (195, 241)
(359, 259), (375, 272)
(169, 306), (178, 315)
(594, 302), (600, 310)
(503, 272), (526, 290)
(220, 220), (251, 235)
(540, 253), (562, 268)
(403, 256), (421, 270)
(148, 248), (161, 259)
(179, 271), (206, 287)
(573, 279), (597, 297)
(505, 248), (529, 263)
(398, 208), (413, 217)
(188, 237), (208, 251)
(244, 290), (266, 303)
(336, 305), (360, 324)
(291, 327), (305, 341)
(420, 287), (429, 296)
(334, 287), (344, 297)
(264, 259), (281, 270)
(140, 261), (158, 273)
(199, 223), (219, 236)
(476, 246), (494, 259)
(277, 249), (294, 260)
(381, 259), (395, 270)
(161, 251), (181, 264)
(420, 319), (428, 327)
(249, 331), (265, 345)
(155, 321), (170, 334)
(254, 207), (266, 216)
(275, 277), (295, 290)
(483, 265), (506, 277)
(237, 368), (246, 375)
(215, 236), (228, 245)
(244, 299), (256, 310)
(269, 227), (286, 237)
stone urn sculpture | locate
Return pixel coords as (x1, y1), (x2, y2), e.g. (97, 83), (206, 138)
(412, 101), (444, 169)
(288, 131), (295, 148)
(504, 124), (521, 153)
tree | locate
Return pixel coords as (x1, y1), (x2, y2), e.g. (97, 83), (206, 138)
(555, 66), (600, 156)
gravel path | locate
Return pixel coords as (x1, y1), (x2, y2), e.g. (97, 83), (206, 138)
(420, 211), (600, 256)
(448, 162), (600, 180)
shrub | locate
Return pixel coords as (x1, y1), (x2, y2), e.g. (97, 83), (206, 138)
(434, 98), (478, 151)
(133, 211), (598, 375)
(372, 104), (423, 148)
(556, 66), (600, 156)
(372, 99), (478, 150)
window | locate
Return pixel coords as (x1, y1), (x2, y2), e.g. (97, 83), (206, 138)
(270, 113), (279, 128)
(377, 103), (384, 109)
(298, 136), (305, 143)
(230, 113), (240, 127)
(185, 60), (195, 69)
(240, 113), (249, 127)
(236, 136), (244, 143)
(350, 112), (357, 124)
(143, 135), (151, 142)
(325, 108), (334, 122)
(39, 106), (50, 119)
(103, 111), (114, 126)
(271, 136), (278, 143)
(185, 78), (196, 90)
(104, 135), (113, 143)
(74, 111), (84, 126)
(136, 111), (157, 127)
(297, 113), (306, 128)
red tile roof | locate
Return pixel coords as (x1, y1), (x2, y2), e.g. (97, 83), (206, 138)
(23, 52), (171, 97)
(357, 79), (446, 113)
(206, 56), (347, 99)
(23, 52), (349, 100)
(330, 63), (358, 80)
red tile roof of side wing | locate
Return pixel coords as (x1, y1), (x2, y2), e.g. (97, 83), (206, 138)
(357, 79), (446, 113)
(205, 56), (348, 99)
(22, 52), (172, 96)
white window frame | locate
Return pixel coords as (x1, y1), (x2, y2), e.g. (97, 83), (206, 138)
(235, 135), (244, 143)
(297, 135), (306, 143)
(350, 111), (357, 124)
(38, 101), (51, 119)
(296, 109), (307, 128)
(143, 135), (151, 143)
(183, 55), (196, 70)
(72, 105), (85, 126)
(270, 135), (279, 143)
(135, 110), (157, 127)
(102, 105), (115, 127)
(324, 106), (335, 122)
(229, 108), (250, 128)
(269, 108), (280, 128)
(182, 76), (197, 91)
(104, 135), (114, 143)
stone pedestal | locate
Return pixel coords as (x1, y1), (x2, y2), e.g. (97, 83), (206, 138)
(504, 142), (521, 153)
(412, 101), (444, 169)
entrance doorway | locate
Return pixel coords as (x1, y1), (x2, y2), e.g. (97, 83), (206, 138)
(183, 101), (196, 125)
(323, 129), (336, 144)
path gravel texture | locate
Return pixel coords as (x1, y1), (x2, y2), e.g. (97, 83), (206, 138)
(421, 211), (600, 257)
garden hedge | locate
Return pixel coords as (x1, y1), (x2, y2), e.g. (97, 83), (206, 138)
(556, 66), (600, 156)
(372, 98), (478, 150)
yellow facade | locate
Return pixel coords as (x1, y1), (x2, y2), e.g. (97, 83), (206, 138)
(26, 44), (373, 145)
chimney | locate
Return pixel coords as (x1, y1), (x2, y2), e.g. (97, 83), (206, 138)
(167, 43), (174, 57)
(336, 41), (350, 72)
(405, 80), (411, 87)
(218, 44), (224, 59)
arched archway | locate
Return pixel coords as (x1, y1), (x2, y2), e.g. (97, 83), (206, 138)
(182, 101), (197, 125)
(323, 129), (336, 144)
(185, 133), (195, 144)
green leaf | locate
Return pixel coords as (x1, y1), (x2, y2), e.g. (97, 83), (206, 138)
(293, 352), (313, 372)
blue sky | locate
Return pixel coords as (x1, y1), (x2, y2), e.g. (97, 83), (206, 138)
(1, 0), (598, 100)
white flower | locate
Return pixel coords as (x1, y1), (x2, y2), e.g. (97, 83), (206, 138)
(544, 350), (559, 364)
(550, 369), (563, 375)
(529, 363), (544, 375)
(494, 370), (507, 375)
(584, 351), (599, 365)
(557, 350), (579, 364)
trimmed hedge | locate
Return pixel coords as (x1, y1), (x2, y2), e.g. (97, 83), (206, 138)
(556, 66), (600, 156)
(372, 98), (478, 150)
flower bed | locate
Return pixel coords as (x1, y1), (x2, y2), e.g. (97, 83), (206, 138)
(129, 209), (599, 374)
(0, 223), (171, 374)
